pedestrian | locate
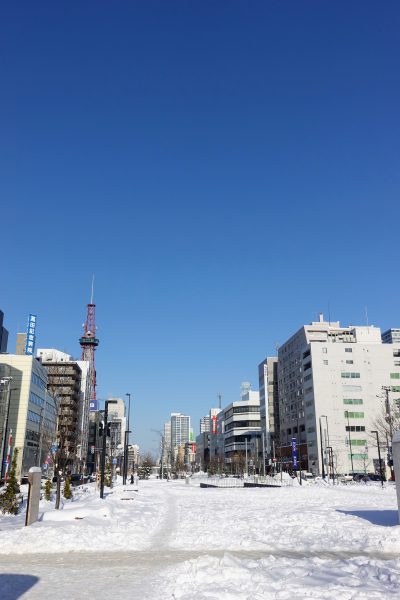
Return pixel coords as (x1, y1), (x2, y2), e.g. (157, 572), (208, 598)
(130, 473), (134, 485)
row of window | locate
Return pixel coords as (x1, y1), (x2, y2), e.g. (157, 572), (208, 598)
(346, 425), (365, 432)
(343, 399), (363, 405)
(345, 411), (364, 418)
(390, 373), (400, 379)
(31, 372), (46, 390)
(348, 439), (367, 446)
(225, 406), (259, 418)
(225, 420), (261, 431)
(27, 410), (41, 424)
(349, 453), (368, 460)
(30, 391), (44, 408)
(341, 372), (360, 379)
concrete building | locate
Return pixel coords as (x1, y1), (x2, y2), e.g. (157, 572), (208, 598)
(37, 349), (82, 470)
(382, 329), (400, 344)
(0, 310), (8, 353)
(170, 412), (191, 450)
(258, 357), (279, 462)
(200, 415), (210, 433)
(16, 333), (27, 355)
(223, 388), (261, 473)
(277, 315), (400, 476)
(0, 355), (57, 478)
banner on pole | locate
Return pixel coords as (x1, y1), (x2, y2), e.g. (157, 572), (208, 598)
(291, 437), (298, 470)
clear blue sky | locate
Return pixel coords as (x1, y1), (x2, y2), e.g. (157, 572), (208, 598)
(1, 2), (399, 454)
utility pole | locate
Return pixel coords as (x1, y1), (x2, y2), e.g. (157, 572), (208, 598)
(100, 402), (109, 499)
(371, 430), (384, 487)
(0, 378), (13, 480)
(262, 432), (266, 477)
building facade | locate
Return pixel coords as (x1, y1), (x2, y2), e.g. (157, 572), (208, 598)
(223, 389), (261, 473)
(0, 355), (57, 478)
(382, 329), (400, 344)
(0, 310), (8, 353)
(37, 349), (82, 470)
(258, 357), (279, 462)
(170, 412), (191, 450)
(278, 315), (400, 476)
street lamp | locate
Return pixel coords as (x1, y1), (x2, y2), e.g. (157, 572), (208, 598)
(318, 416), (325, 479)
(0, 378), (16, 480)
(123, 393), (131, 485)
(320, 415), (330, 479)
(371, 430), (384, 487)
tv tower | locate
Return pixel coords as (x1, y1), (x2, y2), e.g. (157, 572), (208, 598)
(79, 277), (99, 411)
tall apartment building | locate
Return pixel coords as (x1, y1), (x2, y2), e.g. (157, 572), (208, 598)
(0, 310), (8, 353)
(0, 355), (57, 478)
(37, 349), (82, 469)
(107, 397), (127, 448)
(200, 415), (210, 433)
(382, 329), (400, 344)
(278, 315), (400, 476)
(258, 357), (279, 460)
(170, 412), (191, 451)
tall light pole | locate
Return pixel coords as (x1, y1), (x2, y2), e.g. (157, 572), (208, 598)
(371, 430), (384, 487)
(123, 393), (131, 484)
(318, 416), (325, 479)
(0, 378), (14, 480)
(321, 415), (330, 479)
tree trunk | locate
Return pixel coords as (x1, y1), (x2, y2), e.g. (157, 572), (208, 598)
(55, 473), (61, 509)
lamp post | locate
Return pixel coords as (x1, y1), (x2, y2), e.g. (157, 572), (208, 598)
(321, 415), (330, 479)
(123, 393), (131, 485)
(371, 430), (384, 487)
(318, 416), (325, 479)
(345, 411), (354, 474)
(0, 378), (15, 480)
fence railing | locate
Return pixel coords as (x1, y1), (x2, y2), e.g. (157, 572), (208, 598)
(196, 474), (294, 488)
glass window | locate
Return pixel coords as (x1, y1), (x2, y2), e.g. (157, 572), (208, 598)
(343, 399), (363, 405)
(344, 411), (364, 418)
(345, 348), (353, 353)
(390, 373), (400, 379)
(341, 372), (360, 379)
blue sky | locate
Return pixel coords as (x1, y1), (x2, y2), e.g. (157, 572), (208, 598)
(1, 2), (399, 454)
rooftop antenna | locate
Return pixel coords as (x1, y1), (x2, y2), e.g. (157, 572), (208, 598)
(328, 301), (331, 326)
(217, 393), (222, 409)
(365, 306), (369, 327)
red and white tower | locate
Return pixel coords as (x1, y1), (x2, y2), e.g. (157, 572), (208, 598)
(79, 282), (99, 411)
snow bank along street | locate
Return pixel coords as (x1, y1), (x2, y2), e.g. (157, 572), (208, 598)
(0, 479), (399, 599)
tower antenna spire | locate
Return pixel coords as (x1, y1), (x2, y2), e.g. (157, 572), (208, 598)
(91, 274), (95, 305)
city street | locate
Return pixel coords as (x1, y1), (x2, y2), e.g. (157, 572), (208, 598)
(0, 479), (399, 599)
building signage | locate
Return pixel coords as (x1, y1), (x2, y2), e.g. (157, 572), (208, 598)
(25, 314), (37, 355)
(89, 399), (98, 412)
(212, 415), (217, 434)
(291, 437), (298, 470)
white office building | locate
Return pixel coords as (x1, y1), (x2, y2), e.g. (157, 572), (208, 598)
(170, 412), (191, 450)
(278, 315), (400, 476)
(223, 388), (261, 471)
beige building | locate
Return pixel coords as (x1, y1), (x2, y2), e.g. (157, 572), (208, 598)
(0, 355), (57, 478)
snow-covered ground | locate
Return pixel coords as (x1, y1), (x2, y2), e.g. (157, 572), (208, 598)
(0, 478), (399, 599)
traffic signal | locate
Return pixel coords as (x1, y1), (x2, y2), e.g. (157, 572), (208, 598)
(98, 422), (104, 437)
(106, 423), (111, 437)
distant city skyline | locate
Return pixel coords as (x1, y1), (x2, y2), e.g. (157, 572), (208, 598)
(2, 2), (400, 453)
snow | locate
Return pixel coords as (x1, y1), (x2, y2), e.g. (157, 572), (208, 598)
(0, 479), (399, 598)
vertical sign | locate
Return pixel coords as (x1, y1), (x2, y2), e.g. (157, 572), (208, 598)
(25, 314), (37, 355)
(291, 437), (298, 470)
(212, 415), (217, 434)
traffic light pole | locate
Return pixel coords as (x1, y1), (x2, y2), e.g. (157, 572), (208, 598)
(100, 402), (109, 499)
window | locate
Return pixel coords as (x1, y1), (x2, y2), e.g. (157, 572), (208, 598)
(323, 360), (328, 365)
(393, 350), (400, 357)
(394, 361), (400, 367)
(27, 410), (41, 424)
(303, 349), (310, 359)
(29, 392), (44, 408)
(322, 348), (327, 354)
(345, 348), (353, 353)
(391, 386), (400, 393)
(349, 439), (367, 446)
(304, 374), (312, 382)
(344, 411), (364, 418)
(343, 399), (363, 405)
(304, 361), (312, 371)
(341, 372), (360, 379)
(342, 385), (362, 392)
(390, 373), (400, 379)
(349, 453), (368, 460)
(346, 425), (366, 432)
(346, 360), (354, 364)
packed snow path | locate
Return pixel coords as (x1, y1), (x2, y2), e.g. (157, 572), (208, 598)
(0, 479), (399, 599)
